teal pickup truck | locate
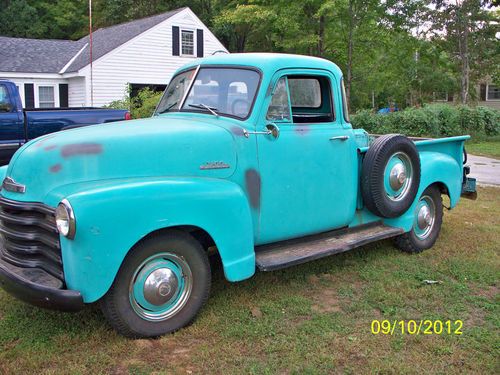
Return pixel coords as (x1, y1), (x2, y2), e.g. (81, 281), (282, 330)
(0, 54), (476, 338)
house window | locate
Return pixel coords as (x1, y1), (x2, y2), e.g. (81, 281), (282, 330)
(181, 30), (195, 56)
(38, 86), (55, 108)
(487, 84), (500, 100)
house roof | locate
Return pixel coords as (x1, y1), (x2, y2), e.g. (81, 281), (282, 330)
(0, 7), (185, 74)
(0, 37), (85, 73)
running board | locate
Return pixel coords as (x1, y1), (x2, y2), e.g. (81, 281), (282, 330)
(255, 223), (404, 271)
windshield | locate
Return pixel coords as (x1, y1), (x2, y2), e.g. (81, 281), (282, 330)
(155, 67), (260, 119)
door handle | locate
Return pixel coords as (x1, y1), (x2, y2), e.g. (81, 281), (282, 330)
(329, 135), (349, 141)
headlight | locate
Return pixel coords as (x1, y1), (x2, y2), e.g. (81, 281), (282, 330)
(55, 199), (76, 239)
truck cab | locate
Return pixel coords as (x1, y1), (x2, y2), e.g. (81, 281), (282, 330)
(0, 54), (475, 338)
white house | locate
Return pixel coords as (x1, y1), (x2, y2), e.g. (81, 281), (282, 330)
(0, 7), (228, 108)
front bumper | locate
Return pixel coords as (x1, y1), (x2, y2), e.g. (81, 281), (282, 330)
(0, 258), (84, 312)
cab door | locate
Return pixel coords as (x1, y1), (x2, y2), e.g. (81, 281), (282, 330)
(0, 83), (23, 164)
(255, 70), (357, 244)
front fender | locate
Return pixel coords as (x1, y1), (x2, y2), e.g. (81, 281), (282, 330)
(385, 151), (462, 231)
(46, 177), (255, 303)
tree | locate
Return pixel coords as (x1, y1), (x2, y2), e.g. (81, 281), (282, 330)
(431, 0), (499, 104)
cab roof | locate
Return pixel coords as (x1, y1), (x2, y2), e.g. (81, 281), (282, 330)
(178, 53), (343, 78)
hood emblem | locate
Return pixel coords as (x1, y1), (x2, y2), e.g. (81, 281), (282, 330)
(200, 162), (230, 170)
(2, 177), (26, 193)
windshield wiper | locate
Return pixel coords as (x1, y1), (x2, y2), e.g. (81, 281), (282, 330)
(188, 103), (219, 117)
(158, 101), (178, 114)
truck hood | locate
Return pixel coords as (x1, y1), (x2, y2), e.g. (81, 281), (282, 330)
(3, 116), (238, 203)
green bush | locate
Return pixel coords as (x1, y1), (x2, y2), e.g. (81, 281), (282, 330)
(106, 88), (163, 119)
(351, 104), (500, 139)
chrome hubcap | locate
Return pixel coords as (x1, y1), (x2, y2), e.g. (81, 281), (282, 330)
(414, 195), (435, 240)
(389, 163), (407, 190)
(143, 268), (179, 306)
(129, 253), (193, 322)
(384, 152), (413, 202)
(417, 205), (432, 230)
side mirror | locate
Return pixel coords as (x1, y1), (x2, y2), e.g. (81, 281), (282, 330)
(265, 123), (280, 140)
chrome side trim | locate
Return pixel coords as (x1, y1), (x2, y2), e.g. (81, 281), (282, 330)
(0, 143), (20, 150)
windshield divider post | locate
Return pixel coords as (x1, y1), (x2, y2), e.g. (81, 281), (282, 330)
(179, 65), (201, 110)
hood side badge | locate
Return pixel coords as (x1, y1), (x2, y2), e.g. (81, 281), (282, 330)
(200, 162), (231, 170)
(2, 177), (26, 193)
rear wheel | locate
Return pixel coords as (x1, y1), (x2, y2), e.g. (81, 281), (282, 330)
(101, 230), (211, 338)
(394, 185), (443, 253)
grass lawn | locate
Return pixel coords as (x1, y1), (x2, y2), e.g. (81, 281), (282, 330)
(0, 187), (498, 374)
(466, 140), (500, 159)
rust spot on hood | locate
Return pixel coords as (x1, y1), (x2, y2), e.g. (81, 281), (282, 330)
(44, 145), (57, 151)
(49, 164), (62, 173)
(61, 143), (103, 158)
(245, 169), (261, 209)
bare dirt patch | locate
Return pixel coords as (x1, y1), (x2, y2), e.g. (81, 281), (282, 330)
(311, 288), (343, 313)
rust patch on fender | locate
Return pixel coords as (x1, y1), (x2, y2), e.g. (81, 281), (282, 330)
(245, 169), (261, 209)
(44, 145), (57, 151)
(61, 143), (103, 158)
(49, 164), (62, 173)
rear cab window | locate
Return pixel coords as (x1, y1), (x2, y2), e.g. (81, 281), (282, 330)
(266, 75), (334, 124)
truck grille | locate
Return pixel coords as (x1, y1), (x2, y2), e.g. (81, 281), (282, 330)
(0, 197), (63, 284)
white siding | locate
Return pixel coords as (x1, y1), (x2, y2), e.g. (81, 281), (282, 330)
(0, 75), (66, 108)
(88, 8), (227, 107)
(68, 77), (86, 107)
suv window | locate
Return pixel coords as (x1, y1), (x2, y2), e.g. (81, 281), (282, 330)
(0, 85), (11, 112)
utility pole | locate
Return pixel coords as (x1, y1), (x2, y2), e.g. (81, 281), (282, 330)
(89, 0), (94, 107)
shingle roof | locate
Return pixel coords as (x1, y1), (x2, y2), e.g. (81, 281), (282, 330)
(0, 37), (85, 73)
(0, 7), (185, 74)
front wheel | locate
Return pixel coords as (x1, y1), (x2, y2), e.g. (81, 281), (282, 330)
(394, 185), (443, 253)
(101, 230), (211, 338)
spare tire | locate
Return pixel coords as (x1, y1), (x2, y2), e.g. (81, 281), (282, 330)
(361, 134), (421, 218)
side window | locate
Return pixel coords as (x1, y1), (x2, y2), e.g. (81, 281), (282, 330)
(266, 77), (291, 122)
(288, 76), (334, 123)
(0, 85), (11, 111)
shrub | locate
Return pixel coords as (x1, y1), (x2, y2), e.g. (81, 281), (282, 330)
(351, 104), (500, 139)
(105, 88), (163, 119)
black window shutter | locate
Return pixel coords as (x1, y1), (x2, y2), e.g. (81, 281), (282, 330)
(480, 84), (487, 101)
(24, 83), (34, 108)
(172, 26), (180, 56)
(196, 29), (204, 57)
(59, 83), (69, 107)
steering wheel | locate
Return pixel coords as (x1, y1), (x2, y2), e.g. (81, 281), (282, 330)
(231, 99), (250, 117)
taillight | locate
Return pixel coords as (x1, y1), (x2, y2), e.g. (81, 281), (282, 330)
(124, 112), (131, 120)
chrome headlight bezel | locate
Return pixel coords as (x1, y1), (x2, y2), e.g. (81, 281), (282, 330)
(55, 199), (76, 239)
